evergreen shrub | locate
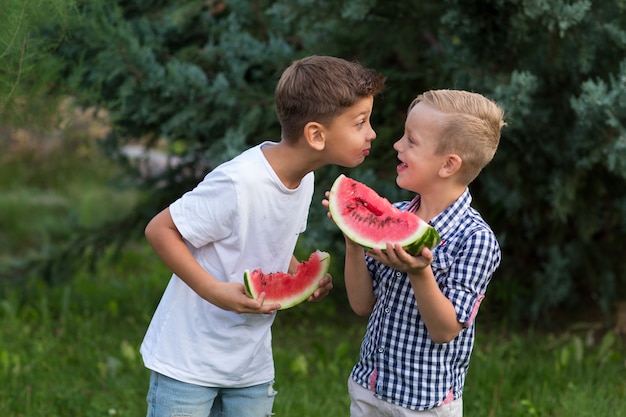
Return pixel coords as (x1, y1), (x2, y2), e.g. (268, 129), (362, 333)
(29, 0), (626, 323)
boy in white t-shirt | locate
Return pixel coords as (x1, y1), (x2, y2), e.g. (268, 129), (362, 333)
(140, 55), (386, 417)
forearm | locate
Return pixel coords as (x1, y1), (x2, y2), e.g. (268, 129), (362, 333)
(408, 268), (463, 344)
(145, 208), (219, 300)
(145, 207), (281, 314)
(288, 255), (300, 275)
(344, 239), (375, 316)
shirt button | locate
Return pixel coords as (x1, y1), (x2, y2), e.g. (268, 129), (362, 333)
(396, 272), (402, 277)
(378, 347), (384, 353)
(385, 308), (391, 314)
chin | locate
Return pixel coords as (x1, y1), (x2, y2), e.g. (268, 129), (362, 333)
(396, 176), (413, 191)
(342, 159), (363, 168)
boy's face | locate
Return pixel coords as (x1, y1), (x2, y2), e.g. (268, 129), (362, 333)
(393, 102), (448, 193)
(322, 96), (377, 168)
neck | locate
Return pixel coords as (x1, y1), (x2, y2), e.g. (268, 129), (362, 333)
(262, 141), (320, 189)
(415, 186), (466, 222)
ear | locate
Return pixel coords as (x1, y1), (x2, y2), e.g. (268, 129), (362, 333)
(304, 121), (326, 151)
(439, 154), (462, 178)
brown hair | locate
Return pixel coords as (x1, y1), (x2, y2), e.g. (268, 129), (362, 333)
(410, 89), (506, 184)
(275, 55), (386, 141)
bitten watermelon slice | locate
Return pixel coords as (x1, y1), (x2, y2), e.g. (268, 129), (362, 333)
(328, 174), (440, 255)
(244, 250), (331, 310)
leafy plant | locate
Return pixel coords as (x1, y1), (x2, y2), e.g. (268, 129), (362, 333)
(0, 0), (76, 120)
(5, 0), (626, 323)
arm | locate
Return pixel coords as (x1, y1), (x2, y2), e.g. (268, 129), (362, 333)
(288, 255), (300, 274)
(145, 207), (280, 314)
(407, 261), (463, 343)
(368, 244), (462, 343)
(344, 238), (376, 316)
(321, 192), (373, 315)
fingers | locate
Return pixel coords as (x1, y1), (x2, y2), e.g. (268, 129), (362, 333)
(308, 273), (334, 302)
(365, 245), (386, 260)
(419, 247), (433, 263)
(319, 273), (333, 286)
(322, 191), (330, 208)
(322, 191), (333, 219)
(245, 292), (280, 314)
(258, 303), (281, 314)
(367, 243), (432, 272)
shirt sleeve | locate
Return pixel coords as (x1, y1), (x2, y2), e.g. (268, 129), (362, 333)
(169, 170), (236, 248)
(440, 228), (501, 325)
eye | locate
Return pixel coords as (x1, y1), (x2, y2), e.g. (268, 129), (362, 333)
(356, 120), (366, 128)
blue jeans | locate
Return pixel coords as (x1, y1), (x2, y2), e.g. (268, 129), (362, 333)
(146, 371), (277, 417)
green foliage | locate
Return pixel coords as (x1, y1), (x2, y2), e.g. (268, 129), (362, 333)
(299, 0), (626, 321)
(466, 326), (626, 416)
(448, 0), (626, 321)
(0, 246), (164, 416)
(0, 108), (141, 281)
(59, 0), (291, 155)
(11, 0), (626, 322)
(0, 0), (76, 120)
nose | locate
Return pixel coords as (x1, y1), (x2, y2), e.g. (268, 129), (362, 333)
(369, 125), (377, 142)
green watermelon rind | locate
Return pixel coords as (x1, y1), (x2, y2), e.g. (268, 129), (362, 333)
(328, 174), (441, 256)
(243, 251), (331, 310)
(402, 225), (442, 256)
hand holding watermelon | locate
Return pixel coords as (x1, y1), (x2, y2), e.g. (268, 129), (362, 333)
(365, 242), (434, 275)
(244, 251), (332, 310)
(204, 280), (282, 314)
(306, 273), (334, 302)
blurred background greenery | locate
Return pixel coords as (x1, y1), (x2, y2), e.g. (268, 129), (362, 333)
(1, 0), (625, 415)
(3, 0), (626, 324)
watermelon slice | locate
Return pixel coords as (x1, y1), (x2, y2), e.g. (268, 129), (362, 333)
(244, 250), (331, 310)
(328, 174), (440, 255)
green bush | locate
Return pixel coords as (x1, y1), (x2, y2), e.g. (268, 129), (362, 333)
(0, 0), (76, 120)
(11, 0), (626, 324)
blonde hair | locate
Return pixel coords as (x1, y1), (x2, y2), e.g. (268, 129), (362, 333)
(275, 55), (386, 142)
(410, 89), (506, 184)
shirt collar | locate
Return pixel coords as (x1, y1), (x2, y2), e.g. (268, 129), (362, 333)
(407, 188), (472, 238)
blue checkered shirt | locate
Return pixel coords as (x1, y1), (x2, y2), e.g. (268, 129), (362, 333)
(350, 188), (501, 411)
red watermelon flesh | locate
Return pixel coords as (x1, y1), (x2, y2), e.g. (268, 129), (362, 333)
(328, 174), (440, 255)
(244, 250), (330, 310)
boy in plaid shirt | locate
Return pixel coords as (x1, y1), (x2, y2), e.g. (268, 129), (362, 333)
(329, 90), (505, 416)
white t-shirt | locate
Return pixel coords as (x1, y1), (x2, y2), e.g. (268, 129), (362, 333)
(140, 141), (315, 387)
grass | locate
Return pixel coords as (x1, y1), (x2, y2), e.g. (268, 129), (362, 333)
(1, 248), (625, 416)
(466, 329), (626, 416)
(1, 105), (625, 416)
(0, 245), (161, 416)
